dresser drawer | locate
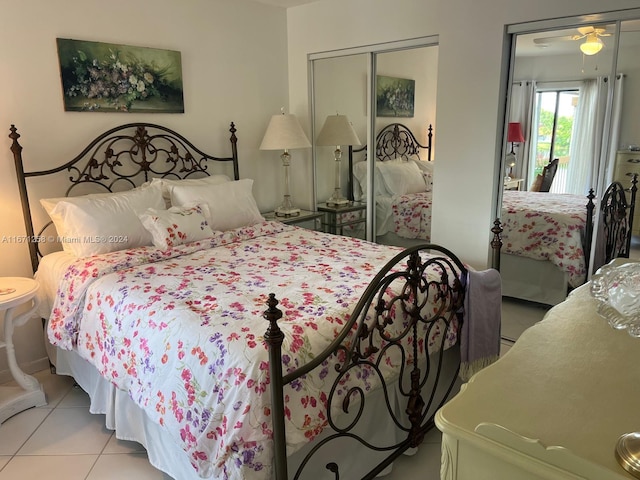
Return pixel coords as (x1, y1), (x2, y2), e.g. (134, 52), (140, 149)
(615, 151), (640, 178)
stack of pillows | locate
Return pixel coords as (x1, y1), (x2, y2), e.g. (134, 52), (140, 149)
(40, 176), (264, 257)
(352, 156), (434, 200)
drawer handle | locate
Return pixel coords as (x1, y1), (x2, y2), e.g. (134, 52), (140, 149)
(627, 158), (640, 163)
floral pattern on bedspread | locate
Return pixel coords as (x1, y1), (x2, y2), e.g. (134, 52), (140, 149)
(47, 221), (457, 480)
(391, 192), (432, 240)
(501, 191), (590, 287)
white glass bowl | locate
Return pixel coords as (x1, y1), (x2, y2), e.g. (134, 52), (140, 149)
(591, 261), (640, 337)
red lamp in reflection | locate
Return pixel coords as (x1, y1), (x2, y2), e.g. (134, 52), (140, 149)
(507, 122), (525, 154)
(506, 122), (525, 180)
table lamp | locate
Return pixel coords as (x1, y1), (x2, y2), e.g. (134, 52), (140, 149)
(506, 122), (525, 181)
(260, 109), (311, 217)
(316, 114), (361, 207)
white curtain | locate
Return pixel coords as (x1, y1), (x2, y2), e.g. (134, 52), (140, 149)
(601, 74), (625, 188)
(565, 78), (607, 195)
(586, 73), (624, 279)
(508, 80), (536, 182)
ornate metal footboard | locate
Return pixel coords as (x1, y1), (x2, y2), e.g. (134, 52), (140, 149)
(264, 244), (468, 480)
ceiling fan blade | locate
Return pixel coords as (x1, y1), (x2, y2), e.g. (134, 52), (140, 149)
(533, 35), (575, 45)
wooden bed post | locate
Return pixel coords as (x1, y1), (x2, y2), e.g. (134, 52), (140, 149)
(229, 122), (239, 181)
(9, 125), (39, 273)
(624, 173), (638, 258)
(584, 188), (596, 270)
(491, 218), (503, 272)
(263, 294), (288, 480)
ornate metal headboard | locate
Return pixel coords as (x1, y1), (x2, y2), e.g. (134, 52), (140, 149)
(10, 122), (239, 272)
(347, 123), (433, 201)
(600, 173), (638, 265)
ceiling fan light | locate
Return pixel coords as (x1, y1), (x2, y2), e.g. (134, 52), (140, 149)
(580, 34), (603, 55)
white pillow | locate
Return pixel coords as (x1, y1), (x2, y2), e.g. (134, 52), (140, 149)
(377, 161), (427, 196)
(409, 156), (434, 174)
(169, 179), (264, 231)
(139, 204), (214, 249)
(409, 157), (435, 192)
(353, 161), (391, 199)
(40, 183), (165, 257)
(150, 175), (231, 206)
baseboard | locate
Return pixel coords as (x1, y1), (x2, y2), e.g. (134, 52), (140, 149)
(0, 357), (52, 385)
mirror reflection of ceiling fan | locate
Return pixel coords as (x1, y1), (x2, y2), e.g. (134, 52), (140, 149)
(533, 26), (612, 55)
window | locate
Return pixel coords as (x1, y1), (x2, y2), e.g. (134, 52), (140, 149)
(530, 88), (579, 193)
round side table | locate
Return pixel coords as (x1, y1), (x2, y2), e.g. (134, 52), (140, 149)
(0, 277), (47, 423)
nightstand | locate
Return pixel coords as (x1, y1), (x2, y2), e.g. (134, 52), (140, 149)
(263, 209), (324, 228)
(0, 277), (47, 423)
(317, 201), (367, 236)
(504, 177), (524, 191)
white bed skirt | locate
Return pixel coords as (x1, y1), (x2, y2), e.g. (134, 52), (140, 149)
(500, 254), (569, 306)
(53, 346), (458, 479)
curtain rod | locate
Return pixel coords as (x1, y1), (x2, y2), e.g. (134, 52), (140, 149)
(513, 74), (625, 86)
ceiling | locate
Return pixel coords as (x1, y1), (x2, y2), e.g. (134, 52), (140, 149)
(517, 20), (640, 57)
(252, 0), (324, 7)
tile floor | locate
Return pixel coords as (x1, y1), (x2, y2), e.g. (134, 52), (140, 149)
(0, 296), (549, 480)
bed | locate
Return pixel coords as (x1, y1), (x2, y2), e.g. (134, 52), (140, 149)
(498, 189), (596, 306)
(347, 123), (595, 305)
(10, 122), (502, 480)
(349, 123), (434, 247)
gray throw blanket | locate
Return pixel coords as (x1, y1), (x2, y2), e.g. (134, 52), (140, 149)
(459, 269), (502, 382)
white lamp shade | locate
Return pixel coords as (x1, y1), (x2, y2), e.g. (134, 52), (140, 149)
(580, 34), (603, 56)
(316, 114), (361, 147)
(260, 113), (311, 150)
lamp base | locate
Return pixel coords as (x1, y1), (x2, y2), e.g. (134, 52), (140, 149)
(275, 206), (300, 217)
(327, 197), (350, 207)
(615, 432), (640, 478)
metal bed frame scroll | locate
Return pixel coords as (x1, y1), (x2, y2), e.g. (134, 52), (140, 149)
(265, 243), (491, 480)
(10, 122), (239, 273)
(347, 123), (433, 201)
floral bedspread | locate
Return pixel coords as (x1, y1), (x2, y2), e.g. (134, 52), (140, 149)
(391, 192), (432, 240)
(501, 191), (591, 287)
(47, 221), (457, 480)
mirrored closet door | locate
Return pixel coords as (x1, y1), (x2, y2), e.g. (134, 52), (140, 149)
(312, 53), (369, 240)
(499, 9), (640, 307)
(310, 38), (438, 245)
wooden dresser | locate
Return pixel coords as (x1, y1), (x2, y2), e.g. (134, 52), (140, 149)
(435, 273), (640, 480)
(614, 150), (640, 236)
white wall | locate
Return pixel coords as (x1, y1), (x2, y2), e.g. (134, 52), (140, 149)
(287, 0), (640, 270)
(0, 0), (290, 380)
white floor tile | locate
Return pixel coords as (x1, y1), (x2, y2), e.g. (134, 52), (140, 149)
(0, 407), (51, 455)
(501, 297), (549, 341)
(384, 441), (441, 479)
(33, 369), (76, 408)
(57, 383), (91, 408)
(500, 341), (512, 356)
(17, 408), (112, 455)
(103, 433), (147, 454)
(0, 455), (97, 480)
(87, 453), (168, 479)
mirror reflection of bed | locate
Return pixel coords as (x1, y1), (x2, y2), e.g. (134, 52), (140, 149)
(349, 122), (435, 248)
(311, 44), (438, 245)
(500, 18), (640, 306)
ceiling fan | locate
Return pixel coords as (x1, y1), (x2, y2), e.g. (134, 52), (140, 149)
(534, 26), (612, 55)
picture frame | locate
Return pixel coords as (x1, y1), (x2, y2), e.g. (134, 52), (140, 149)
(56, 38), (184, 113)
(376, 75), (415, 118)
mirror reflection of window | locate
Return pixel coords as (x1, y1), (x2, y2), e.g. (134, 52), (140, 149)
(510, 23), (618, 195)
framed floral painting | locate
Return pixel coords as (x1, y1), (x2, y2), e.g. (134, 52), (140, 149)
(376, 75), (415, 118)
(56, 38), (184, 113)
